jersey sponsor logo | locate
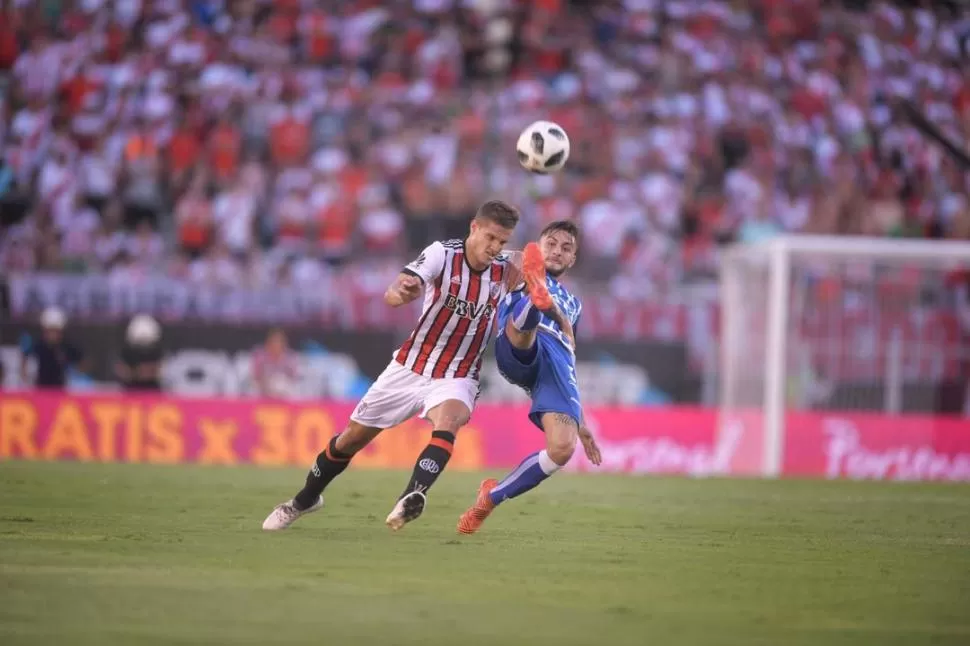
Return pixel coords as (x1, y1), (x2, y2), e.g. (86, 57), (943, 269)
(444, 294), (495, 320)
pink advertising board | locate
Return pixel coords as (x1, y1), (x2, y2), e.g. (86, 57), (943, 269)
(1, 392), (968, 481)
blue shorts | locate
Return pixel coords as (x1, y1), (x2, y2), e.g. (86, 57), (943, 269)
(495, 331), (582, 430)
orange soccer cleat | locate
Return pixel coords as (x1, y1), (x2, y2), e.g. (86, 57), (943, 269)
(521, 242), (553, 310)
(457, 478), (499, 535)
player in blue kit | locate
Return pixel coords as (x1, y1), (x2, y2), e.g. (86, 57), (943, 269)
(458, 220), (602, 535)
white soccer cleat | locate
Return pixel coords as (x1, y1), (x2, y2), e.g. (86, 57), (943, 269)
(385, 491), (427, 531)
(261, 497), (323, 531)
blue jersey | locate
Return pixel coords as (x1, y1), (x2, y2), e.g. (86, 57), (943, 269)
(495, 276), (584, 429)
(499, 276), (582, 352)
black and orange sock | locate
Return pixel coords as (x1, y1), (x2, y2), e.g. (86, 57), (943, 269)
(400, 430), (455, 498)
(293, 436), (352, 510)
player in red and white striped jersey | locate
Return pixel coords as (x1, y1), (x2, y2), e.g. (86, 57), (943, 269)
(394, 238), (508, 380)
(263, 200), (522, 532)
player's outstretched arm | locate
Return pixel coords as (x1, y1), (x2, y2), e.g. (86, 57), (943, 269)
(384, 273), (423, 307)
(388, 241), (444, 307)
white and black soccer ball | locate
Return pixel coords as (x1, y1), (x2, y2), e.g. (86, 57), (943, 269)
(516, 120), (570, 174)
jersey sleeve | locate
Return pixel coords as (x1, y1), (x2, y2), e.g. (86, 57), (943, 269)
(402, 241), (446, 285)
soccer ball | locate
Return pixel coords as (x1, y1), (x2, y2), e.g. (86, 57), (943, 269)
(516, 120), (570, 174)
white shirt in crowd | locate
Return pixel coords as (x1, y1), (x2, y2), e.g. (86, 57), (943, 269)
(213, 188), (256, 253)
(78, 151), (117, 198)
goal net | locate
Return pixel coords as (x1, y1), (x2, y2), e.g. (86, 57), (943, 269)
(718, 236), (970, 477)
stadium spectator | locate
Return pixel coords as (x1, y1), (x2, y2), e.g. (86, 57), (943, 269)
(116, 314), (163, 392)
(174, 170), (214, 257)
(19, 307), (85, 389)
(251, 328), (299, 399)
(0, 0), (967, 301)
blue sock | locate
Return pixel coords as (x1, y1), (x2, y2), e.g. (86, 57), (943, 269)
(488, 450), (562, 506)
(508, 295), (540, 363)
(511, 295), (541, 332)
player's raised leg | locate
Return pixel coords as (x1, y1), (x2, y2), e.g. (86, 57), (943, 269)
(262, 420), (381, 530)
(505, 288), (541, 350)
(501, 244), (547, 372)
(507, 242), (575, 349)
(386, 398), (471, 530)
(521, 242), (553, 310)
(505, 244), (552, 353)
(457, 412), (576, 535)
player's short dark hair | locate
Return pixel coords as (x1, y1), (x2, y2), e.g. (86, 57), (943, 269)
(539, 219), (580, 246)
(475, 200), (520, 230)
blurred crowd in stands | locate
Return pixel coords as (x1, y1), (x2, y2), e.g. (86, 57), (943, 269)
(1, 0), (969, 301)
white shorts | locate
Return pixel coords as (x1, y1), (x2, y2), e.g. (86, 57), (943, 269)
(349, 360), (480, 429)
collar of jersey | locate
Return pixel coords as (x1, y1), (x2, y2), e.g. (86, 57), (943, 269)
(461, 238), (489, 275)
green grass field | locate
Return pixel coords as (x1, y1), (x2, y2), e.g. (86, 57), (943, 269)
(1, 462), (969, 646)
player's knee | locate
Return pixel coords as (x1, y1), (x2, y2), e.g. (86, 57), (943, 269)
(426, 402), (470, 432)
(428, 410), (469, 433)
(546, 435), (576, 466)
(544, 416), (578, 466)
(433, 412), (467, 432)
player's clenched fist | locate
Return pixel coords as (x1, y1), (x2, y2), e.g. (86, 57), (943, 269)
(384, 274), (423, 306)
(398, 275), (422, 297)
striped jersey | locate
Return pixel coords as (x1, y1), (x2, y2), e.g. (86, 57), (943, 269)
(394, 239), (512, 379)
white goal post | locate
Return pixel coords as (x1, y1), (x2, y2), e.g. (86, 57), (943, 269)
(718, 235), (970, 478)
